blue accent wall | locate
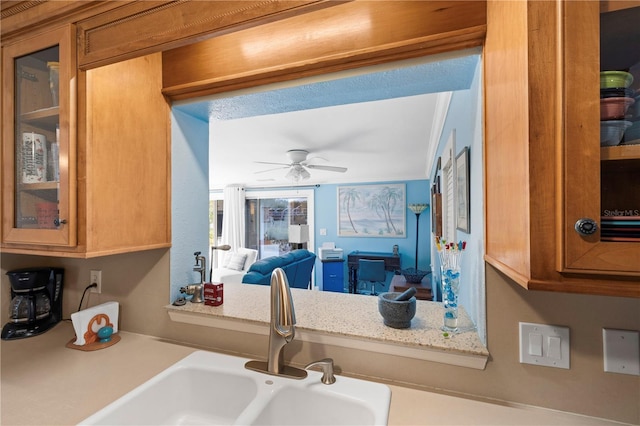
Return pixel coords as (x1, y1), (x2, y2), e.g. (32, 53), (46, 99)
(428, 55), (485, 341)
(313, 179), (430, 291)
(170, 108), (209, 304)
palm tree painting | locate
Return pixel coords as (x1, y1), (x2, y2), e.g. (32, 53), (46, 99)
(338, 184), (406, 237)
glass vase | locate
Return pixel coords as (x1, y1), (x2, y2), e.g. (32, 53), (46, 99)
(438, 249), (463, 333)
(441, 264), (461, 332)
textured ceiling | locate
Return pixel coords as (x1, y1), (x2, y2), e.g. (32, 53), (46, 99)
(173, 49), (481, 189)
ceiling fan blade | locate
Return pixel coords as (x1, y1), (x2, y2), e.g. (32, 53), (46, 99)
(254, 161), (291, 166)
(254, 166), (290, 174)
(306, 164), (347, 173)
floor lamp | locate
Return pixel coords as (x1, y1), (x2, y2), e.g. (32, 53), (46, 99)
(402, 203), (429, 283)
(209, 244), (231, 281)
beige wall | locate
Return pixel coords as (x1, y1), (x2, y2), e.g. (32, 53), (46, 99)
(1, 251), (638, 424)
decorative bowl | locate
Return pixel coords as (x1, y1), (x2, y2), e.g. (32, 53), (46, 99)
(600, 120), (633, 146)
(378, 292), (416, 329)
(600, 97), (634, 120)
(622, 120), (640, 144)
(632, 92), (640, 120)
(400, 268), (429, 283)
(600, 71), (634, 89)
(600, 87), (634, 99)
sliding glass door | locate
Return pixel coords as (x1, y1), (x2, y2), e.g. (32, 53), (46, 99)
(210, 189), (315, 260)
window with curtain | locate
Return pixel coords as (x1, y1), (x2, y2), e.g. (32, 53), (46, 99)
(210, 189), (315, 260)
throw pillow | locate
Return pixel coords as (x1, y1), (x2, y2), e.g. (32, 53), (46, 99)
(221, 251), (233, 268)
(227, 253), (248, 271)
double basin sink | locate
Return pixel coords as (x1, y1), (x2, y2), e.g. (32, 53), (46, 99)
(80, 350), (391, 425)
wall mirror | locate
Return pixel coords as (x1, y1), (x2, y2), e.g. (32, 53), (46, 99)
(170, 47), (486, 342)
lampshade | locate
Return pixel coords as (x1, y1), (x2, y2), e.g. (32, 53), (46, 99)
(285, 165), (310, 182)
(408, 203), (428, 214)
(288, 224), (310, 243)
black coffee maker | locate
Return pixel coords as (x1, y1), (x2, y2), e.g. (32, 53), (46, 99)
(2, 267), (64, 340)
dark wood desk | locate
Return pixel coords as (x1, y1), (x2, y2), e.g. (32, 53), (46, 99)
(390, 274), (433, 301)
(347, 251), (401, 293)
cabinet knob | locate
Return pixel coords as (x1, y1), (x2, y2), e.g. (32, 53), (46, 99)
(574, 218), (597, 236)
(54, 219), (67, 226)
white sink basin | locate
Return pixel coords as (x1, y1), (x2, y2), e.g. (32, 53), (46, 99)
(80, 350), (391, 425)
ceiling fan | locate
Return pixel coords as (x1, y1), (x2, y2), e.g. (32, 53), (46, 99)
(255, 149), (347, 182)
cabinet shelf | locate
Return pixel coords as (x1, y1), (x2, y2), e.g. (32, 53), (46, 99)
(20, 106), (59, 128)
(601, 143), (640, 161)
(18, 182), (59, 191)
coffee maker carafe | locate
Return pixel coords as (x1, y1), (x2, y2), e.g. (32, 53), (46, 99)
(2, 267), (64, 340)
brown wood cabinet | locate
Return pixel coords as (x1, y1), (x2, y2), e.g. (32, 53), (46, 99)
(161, 1), (487, 99)
(2, 25), (77, 248)
(1, 24), (171, 258)
(75, 0), (342, 70)
(485, 1), (640, 297)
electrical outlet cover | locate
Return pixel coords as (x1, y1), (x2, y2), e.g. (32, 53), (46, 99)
(603, 329), (640, 376)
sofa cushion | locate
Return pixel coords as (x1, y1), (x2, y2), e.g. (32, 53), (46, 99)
(238, 248), (258, 271)
(249, 256), (286, 275)
(290, 249), (309, 260)
(227, 252), (248, 271)
(210, 268), (246, 285)
(242, 250), (316, 288)
(221, 251), (233, 268)
(280, 253), (296, 264)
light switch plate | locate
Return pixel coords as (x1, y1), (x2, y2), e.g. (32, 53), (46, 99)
(519, 322), (570, 369)
(603, 329), (640, 376)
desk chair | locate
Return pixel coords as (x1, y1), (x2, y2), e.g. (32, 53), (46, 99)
(357, 259), (386, 296)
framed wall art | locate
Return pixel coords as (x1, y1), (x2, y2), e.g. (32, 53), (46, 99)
(338, 183), (406, 237)
(456, 146), (470, 233)
(431, 179), (442, 237)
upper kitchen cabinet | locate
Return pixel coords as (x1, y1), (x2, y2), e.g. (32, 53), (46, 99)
(2, 24), (170, 258)
(2, 25), (77, 248)
(485, 1), (640, 297)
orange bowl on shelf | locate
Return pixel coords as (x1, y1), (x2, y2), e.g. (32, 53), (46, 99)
(600, 71), (634, 89)
(600, 97), (635, 120)
(600, 120), (632, 147)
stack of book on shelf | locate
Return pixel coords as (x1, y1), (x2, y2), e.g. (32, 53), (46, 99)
(600, 216), (640, 242)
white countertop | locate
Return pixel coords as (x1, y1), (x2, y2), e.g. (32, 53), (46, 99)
(166, 282), (489, 369)
(0, 322), (620, 426)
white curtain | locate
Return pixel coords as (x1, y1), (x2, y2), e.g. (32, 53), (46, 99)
(221, 185), (245, 251)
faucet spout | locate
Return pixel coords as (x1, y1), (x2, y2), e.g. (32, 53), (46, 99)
(245, 267), (307, 379)
(268, 268), (296, 374)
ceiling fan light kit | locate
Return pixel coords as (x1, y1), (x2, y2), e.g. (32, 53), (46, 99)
(255, 149), (347, 182)
(285, 164), (311, 182)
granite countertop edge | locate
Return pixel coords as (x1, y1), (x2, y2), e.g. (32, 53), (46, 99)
(165, 282), (489, 357)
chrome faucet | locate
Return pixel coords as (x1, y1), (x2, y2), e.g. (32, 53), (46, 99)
(245, 268), (307, 379)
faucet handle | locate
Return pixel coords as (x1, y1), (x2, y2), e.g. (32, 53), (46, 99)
(305, 358), (336, 385)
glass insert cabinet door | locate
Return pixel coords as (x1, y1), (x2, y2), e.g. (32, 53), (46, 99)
(2, 25), (75, 246)
(15, 46), (60, 228)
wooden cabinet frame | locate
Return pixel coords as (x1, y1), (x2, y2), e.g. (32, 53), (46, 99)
(1, 25), (77, 247)
(485, 1), (639, 297)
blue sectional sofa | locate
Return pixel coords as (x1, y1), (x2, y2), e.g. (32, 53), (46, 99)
(242, 249), (316, 289)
